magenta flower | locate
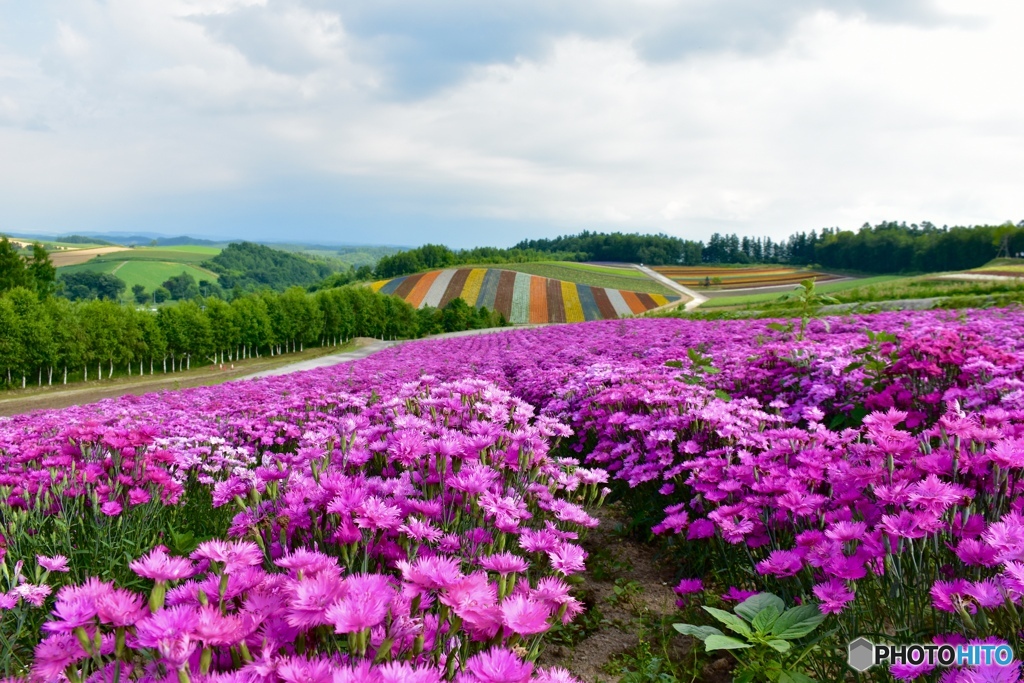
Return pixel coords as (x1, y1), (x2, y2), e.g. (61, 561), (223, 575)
(287, 570), (346, 629)
(97, 588), (148, 627)
(12, 583), (52, 607)
(461, 647), (534, 683)
(546, 542), (587, 576)
(32, 633), (88, 681)
(191, 540), (263, 574)
(130, 547), (195, 582)
(194, 605), (249, 646)
(326, 574), (395, 634)
(275, 656), (335, 683)
(399, 556), (464, 592)
(37, 555), (70, 573)
(275, 548), (338, 577)
(43, 595), (99, 632)
(128, 488), (152, 506)
(354, 497), (402, 532)
(134, 605), (200, 668)
(812, 580), (855, 615)
(479, 553), (529, 576)
(500, 594), (551, 636)
(930, 580), (972, 614)
(534, 667), (583, 683)
(375, 661), (443, 683)
(721, 587), (759, 603)
(100, 500), (122, 516)
(441, 572), (502, 638)
(755, 550), (804, 578)
(532, 577), (571, 608)
(673, 579), (703, 595)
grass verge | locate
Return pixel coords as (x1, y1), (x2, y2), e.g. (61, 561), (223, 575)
(0, 340), (362, 417)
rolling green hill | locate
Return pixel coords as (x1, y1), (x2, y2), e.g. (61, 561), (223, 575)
(88, 246), (220, 264)
(58, 260), (218, 295)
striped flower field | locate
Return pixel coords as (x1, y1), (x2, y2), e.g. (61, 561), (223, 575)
(653, 265), (839, 289)
(371, 267), (678, 323)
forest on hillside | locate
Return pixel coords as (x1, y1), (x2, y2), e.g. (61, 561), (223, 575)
(374, 222), (1024, 279)
(0, 237), (505, 391)
(202, 241), (339, 291)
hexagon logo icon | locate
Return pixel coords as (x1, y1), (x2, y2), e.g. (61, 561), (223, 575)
(848, 637), (875, 672)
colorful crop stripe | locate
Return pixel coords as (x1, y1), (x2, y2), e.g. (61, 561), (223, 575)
(370, 268), (679, 323)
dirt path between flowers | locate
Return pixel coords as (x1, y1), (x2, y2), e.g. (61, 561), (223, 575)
(635, 265), (706, 311)
(539, 505), (732, 683)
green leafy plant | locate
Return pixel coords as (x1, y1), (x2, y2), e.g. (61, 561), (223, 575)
(607, 577), (645, 608)
(777, 279), (839, 340)
(666, 347), (731, 401)
(674, 593), (827, 683)
(588, 546), (634, 581)
(832, 329), (900, 429)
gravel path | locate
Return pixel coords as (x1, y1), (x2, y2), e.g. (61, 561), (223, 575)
(633, 265), (707, 310)
(241, 340), (400, 379)
(241, 325), (549, 380)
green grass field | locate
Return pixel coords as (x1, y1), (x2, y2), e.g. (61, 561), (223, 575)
(89, 247), (220, 264)
(701, 275), (905, 308)
(153, 245), (223, 255)
(466, 262), (674, 296)
(970, 257), (1024, 274)
(59, 260), (219, 295)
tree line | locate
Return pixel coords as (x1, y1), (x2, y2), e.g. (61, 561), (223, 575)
(375, 222), (1024, 279)
(203, 242), (339, 291)
(0, 238), (57, 296)
(0, 238), (506, 391)
(372, 244), (584, 279)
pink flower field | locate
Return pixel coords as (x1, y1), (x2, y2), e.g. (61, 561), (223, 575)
(2, 309), (1024, 682)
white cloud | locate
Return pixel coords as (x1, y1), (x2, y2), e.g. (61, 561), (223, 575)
(0, 0), (1022, 244)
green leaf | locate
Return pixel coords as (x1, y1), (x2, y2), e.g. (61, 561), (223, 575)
(766, 638), (792, 653)
(752, 605), (781, 633)
(664, 360), (683, 368)
(704, 366), (721, 374)
(673, 623), (724, 640)
(771, 604), (826, 640)
(735, 593), (785, 623)
(702, 606), (753, 637)
(704, 635), (753, 652)
(778, 671), (816, 683)
(714, 389), (732, 402)
(843, 362), (864, 373)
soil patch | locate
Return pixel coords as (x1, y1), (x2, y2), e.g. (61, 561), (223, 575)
(538, 505), (732, 682)
(49, 246), (131, 267)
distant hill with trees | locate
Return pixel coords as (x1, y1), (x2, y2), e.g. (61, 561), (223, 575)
(373, 222), (1024, 279)
(202, 242), (338, 292)
(373, 244), (583, 279)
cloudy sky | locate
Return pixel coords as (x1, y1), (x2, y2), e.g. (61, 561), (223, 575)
(0, 0), (1021, 247)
